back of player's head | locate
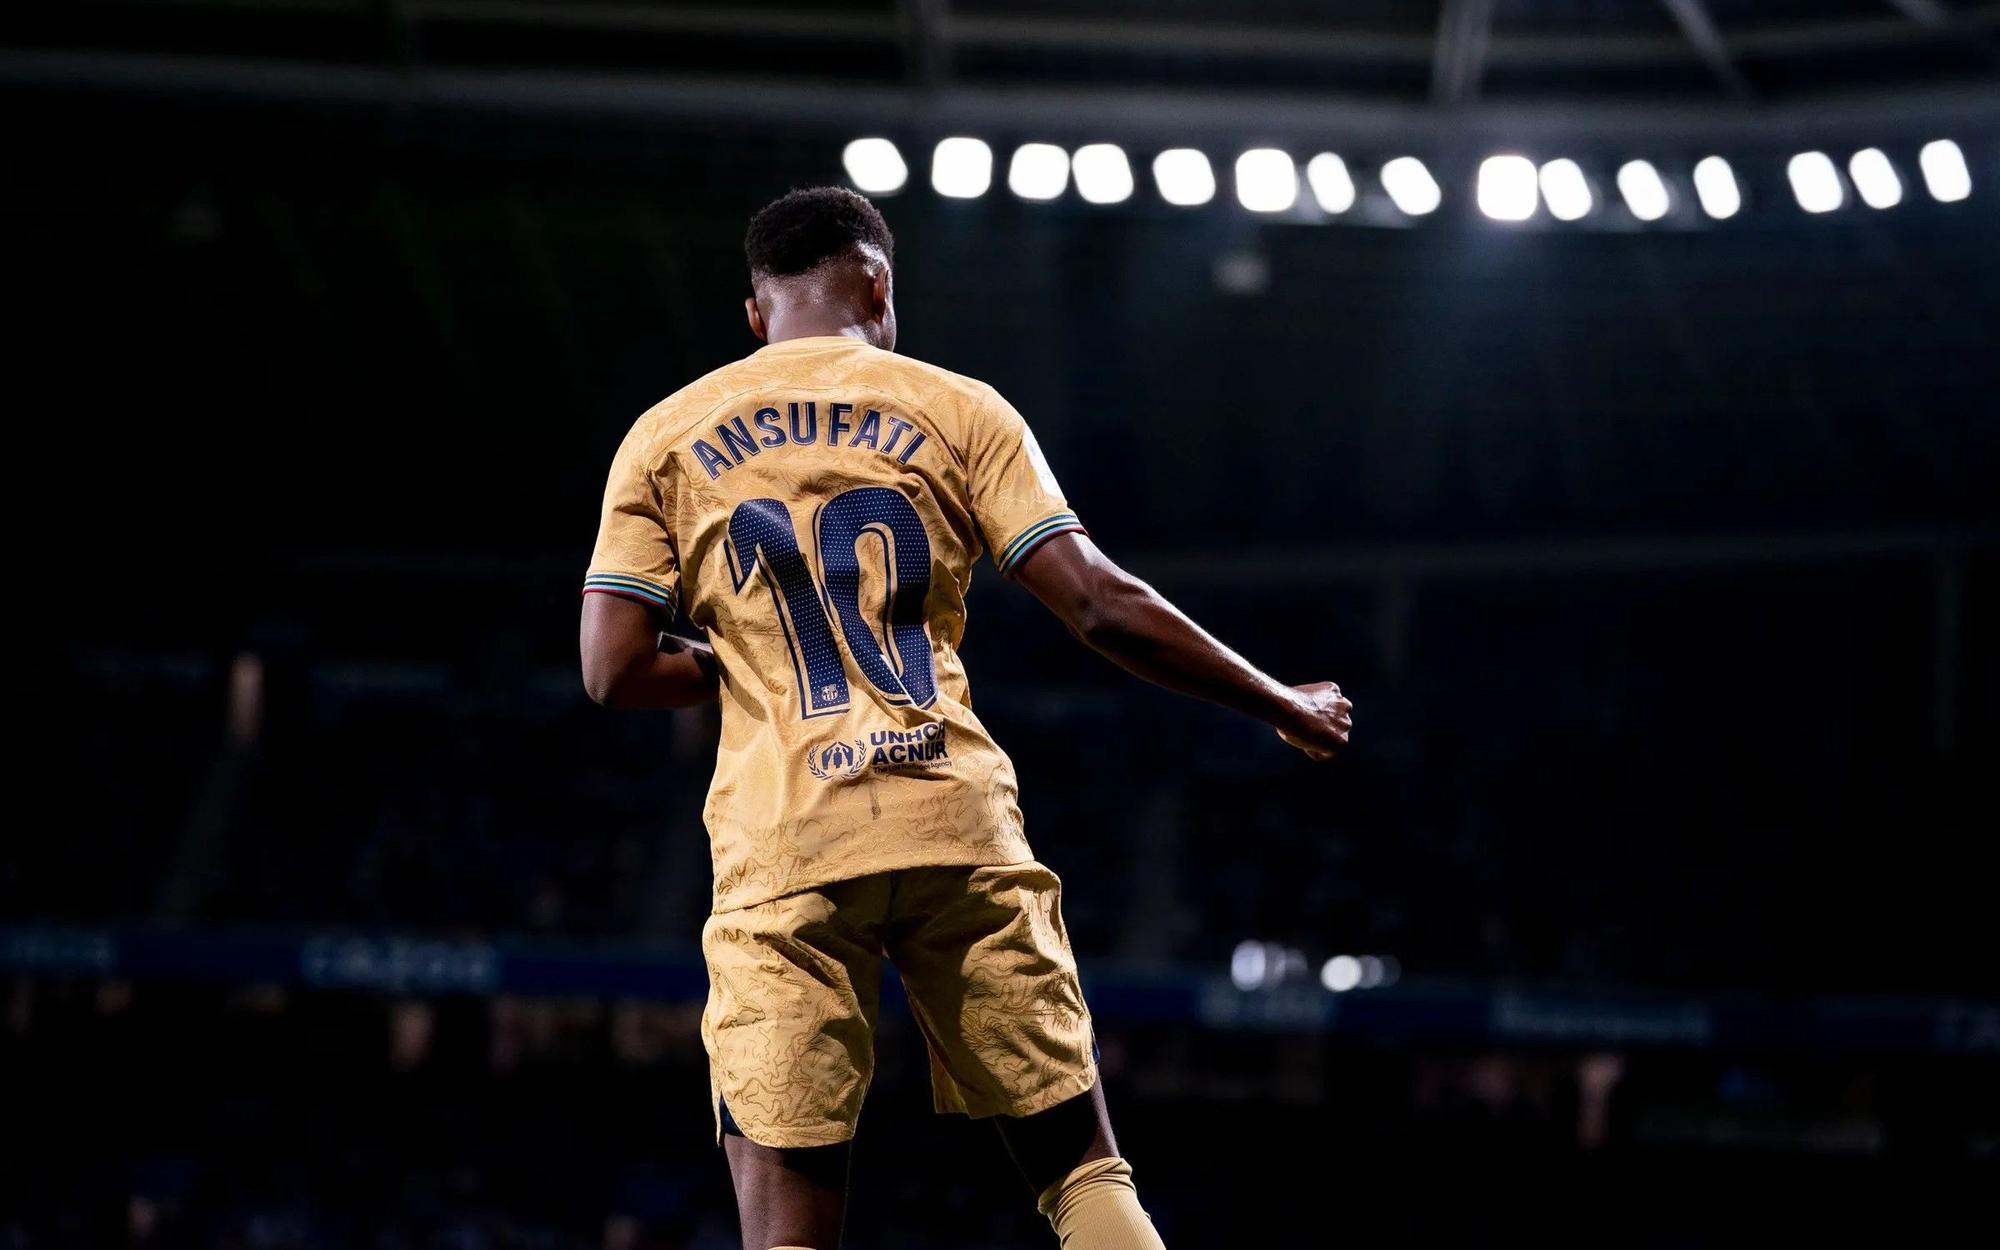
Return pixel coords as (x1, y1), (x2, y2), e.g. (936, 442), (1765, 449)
(744, 186), (895, 281)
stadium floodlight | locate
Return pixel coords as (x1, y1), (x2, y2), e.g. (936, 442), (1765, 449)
(931, 137), (993, 199)
(1692, 156), (1741, 219)
(1848, 148), (1902, 210)
(1321, 955), (1363, 993)
(1235, 148), (1298, 212)
(1007, 143), (1069, 202)
(1538, 158), (1592, 222)
(1231, 940), (1268, 990)
(1072, 144), (1135, 204)
(1788, 151), (1844, 213)
(1380, 156), (1441, 216)
(1616, 160), (1670, 221)
(1152, 149), (1216, 206)
(1478, 155), (1539, 221)
(1305, 153), (1356, 213)
(842, 138), (908, 194)
(1919, 139), (1972, 202)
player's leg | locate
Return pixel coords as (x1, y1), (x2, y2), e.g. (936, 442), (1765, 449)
(992, 1077), (1116, 1193)
(886, 863), (1166, 1249)
(722, 1131), (850, 1250)
(701, 876), (891, 1250)
(996, 1083), (1162, 1250)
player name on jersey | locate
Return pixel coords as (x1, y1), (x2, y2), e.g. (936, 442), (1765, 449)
(691, 401), (928, 480)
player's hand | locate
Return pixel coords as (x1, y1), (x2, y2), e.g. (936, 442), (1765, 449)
(1277, 681), (1353, 761)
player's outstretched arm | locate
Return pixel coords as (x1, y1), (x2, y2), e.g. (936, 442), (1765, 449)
(580, 593), (721, 709)
(1011, 531), (1352, 760)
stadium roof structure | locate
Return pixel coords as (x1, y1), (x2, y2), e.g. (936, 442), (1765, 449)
(5, 0), (2000, 147)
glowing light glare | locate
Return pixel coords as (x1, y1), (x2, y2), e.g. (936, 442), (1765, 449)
(1380, 156), (1441, 216)
(1306, 153), (1356, 213)
(1788, 151), (1844, 213)
(1477, 155), (1539, 221)
(842, 138), (908, 194)
(1920, 139), (1972, 202)
(1230, 940), (1267, 991)
(1152, 149), (1215, 206)
(1848, 148), (1902, 210)
(1072, 144), (1135, 204)
(1616, 160), (1670, 221)
(1321, 955), (1363, 993)
(1538, 159), (1592, 222)
(1235, 148), (1298, 213)
(1006, 143), (1069, 202)
(1357, 956), (1385, 989)
(1692, 156), (1741, 220)
(930, 137), (993, 199)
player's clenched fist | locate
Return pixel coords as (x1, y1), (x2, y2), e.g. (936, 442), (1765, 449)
(1277, 680), (1354, 761)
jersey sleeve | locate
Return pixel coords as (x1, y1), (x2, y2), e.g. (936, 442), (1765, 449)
(963, 385), (1085, 576)
(582, 425), (680, 616)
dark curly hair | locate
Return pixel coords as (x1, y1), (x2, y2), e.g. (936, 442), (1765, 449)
(744, 186), (895, 280)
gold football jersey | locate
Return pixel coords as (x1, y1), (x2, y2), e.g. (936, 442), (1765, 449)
(585, 336), (1083, 911)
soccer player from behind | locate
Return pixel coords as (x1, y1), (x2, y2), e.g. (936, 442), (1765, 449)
(580, 187), (1353, 1250)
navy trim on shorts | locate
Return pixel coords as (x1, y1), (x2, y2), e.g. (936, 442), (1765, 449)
(718, 1096), (744, 1139)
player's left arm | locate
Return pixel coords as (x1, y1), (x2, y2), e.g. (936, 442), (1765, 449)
(580, 594), (719, 708)
(579, 420), (718, 709)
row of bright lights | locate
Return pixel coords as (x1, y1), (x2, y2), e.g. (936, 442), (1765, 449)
(1228, 940), (1403, 993)
(844, 137), (1975, 221)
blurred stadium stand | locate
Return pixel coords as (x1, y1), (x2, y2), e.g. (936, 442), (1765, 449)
(5, 1), (1999, 1246)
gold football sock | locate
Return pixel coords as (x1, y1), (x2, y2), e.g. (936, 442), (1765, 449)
(1036, 1156), (1166, 1250)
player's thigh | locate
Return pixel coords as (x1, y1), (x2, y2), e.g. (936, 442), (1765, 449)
(885, 861), (1097, 1120)
(702, 875), (891, 1149)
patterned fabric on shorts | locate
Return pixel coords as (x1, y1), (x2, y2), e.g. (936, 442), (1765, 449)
(700, 860), (1096, 1148)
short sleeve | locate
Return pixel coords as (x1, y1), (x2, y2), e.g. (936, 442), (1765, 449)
(583, 426), (680, 615)
(964, 385), (1086, 576)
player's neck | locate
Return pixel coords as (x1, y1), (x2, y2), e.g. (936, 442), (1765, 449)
(763, 313), (879, 348)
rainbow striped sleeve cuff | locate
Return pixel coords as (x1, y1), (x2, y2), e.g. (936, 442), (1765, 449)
(995, 511), (1085, 576)
(583, 572), (677, 613)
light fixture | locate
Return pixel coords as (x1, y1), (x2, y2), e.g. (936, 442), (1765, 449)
(1692, 156), (1740, 220)
(842, 138), (908, 194)
(1152, 148), (1216, 206)
(1538, 159), (1592, 222)
(1381, 156), (1441, 216)
(1478, 154), (1540, 221)
(1006, 143), (1069, 202)
(1788, 151), (1844, 213)
(1919, 139), (1972, 202)
(1305, 153), (1356, 214)
(1072, 144), (1135, 205)
(1235, 148), (1298, 213)
(1848, 148), (1902, 210)
(1616, 160), (1670, 222)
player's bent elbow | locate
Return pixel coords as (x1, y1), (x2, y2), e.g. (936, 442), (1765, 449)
(582, 668), (618, 708)
(1070, 570), (1155, 652)
(580, 652), (632, 708)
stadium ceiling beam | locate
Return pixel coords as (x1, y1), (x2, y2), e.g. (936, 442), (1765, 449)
(1432, 0), (1495, 106)
(389, 1), (2000, 65)
(1882, 0), (2000, 67)
(8, 48), (2000, 148)
(899, 0), (951, 91)
(1658, 0), (1754, 101)
(1885, 0), (1954, 27)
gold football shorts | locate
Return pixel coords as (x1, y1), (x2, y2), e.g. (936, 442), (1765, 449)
(699, 860), (1097, 1148)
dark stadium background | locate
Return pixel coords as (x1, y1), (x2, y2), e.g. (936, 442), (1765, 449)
(5, 1), (1998, 1246)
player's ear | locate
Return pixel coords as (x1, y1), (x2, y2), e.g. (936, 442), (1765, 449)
(870, 267), (892, 318)
(744, 295), (768, 343)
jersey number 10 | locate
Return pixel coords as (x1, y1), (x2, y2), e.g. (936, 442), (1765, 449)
(725, 486), (938, 718)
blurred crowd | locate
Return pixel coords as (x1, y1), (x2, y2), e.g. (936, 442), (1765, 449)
(7, 977), (1982, 1250)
